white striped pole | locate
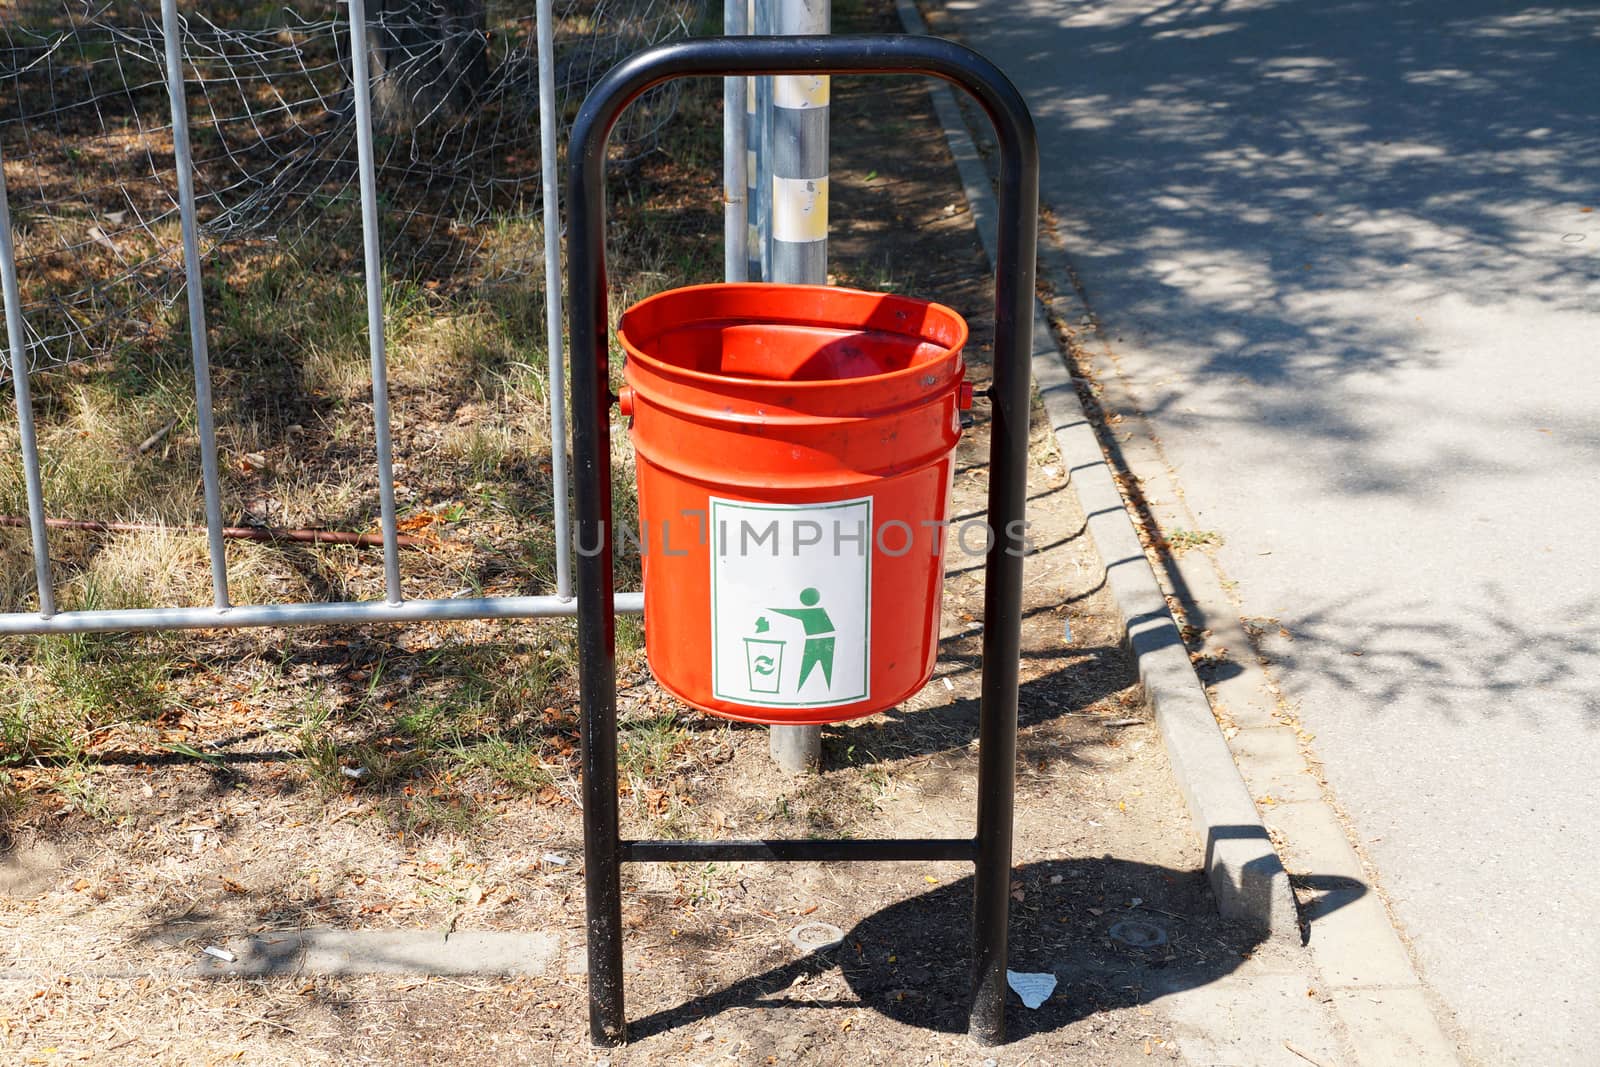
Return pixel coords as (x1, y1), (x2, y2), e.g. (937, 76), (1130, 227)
(766, 0), (830, 775)
(769, 2), (829, 285)
(745, 54), (759, 282)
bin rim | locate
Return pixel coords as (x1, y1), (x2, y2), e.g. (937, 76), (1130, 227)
(617, 281), (969, 393)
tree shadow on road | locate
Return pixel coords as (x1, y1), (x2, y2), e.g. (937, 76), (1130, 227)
(932, 0), (1600, 496)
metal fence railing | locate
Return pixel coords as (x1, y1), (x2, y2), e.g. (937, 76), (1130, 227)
(0, 0), (662, 637)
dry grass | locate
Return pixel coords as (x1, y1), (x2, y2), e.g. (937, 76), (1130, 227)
(0, 64), (722, 830)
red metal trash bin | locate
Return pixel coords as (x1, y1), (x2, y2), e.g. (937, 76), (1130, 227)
(617, 282), (971, 725)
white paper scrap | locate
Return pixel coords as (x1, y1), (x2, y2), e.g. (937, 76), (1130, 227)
(1006, 970), (1057, 1009)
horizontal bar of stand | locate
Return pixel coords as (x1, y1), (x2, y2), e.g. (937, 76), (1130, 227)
(620, 837), (979, 864)
(0, 593), (644, 635)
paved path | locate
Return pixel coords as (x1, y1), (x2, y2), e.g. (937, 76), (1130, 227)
(932, 2), (1600, 1063)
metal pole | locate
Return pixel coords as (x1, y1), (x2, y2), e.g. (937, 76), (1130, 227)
(159, 0), (229, 610)
(965, 57), (1036, 1049)
(0, 592), (644, 637)
(536, 0), (573, 598)
(745, 69), (759, 279)
(0, 146), (56, 618)
(568, 75), (627, 1046)
(752, 3), (772, 280)
(568, 34), (1037, 1047)
(766, 0), (830, 775)
(346, 0), (404, 606)
(745, 0), (760, 280)
(722, 0), (748, 281)
(768, 1), (829, 282)
(622, 836), (975, 863)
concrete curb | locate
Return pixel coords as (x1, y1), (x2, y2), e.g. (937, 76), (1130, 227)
(895, 0), (1297, 943)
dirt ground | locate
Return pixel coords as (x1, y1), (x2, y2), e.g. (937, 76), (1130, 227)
(0, 3), (1270, 1064)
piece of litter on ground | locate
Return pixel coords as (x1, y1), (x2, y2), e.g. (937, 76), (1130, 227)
(202, 945), (236, 963)
(541, 853), (568, 867)
(340, 766), (367, 780)
(1064, 619), (1074, 644)
(942, 677), (954, 691)
(788, 921), (845, 954)
(1006, 970), (1057, 1009)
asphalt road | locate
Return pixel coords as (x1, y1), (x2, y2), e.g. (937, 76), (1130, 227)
(931, 1), (1600, 1063)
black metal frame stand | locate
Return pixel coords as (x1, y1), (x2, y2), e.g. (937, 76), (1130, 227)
(566, 34), (1039, 1047)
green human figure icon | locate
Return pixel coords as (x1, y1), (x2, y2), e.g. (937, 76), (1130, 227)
(771, 587), (835, 691)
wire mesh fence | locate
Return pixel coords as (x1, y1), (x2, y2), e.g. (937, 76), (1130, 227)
(0, 0), (702, 376)
(1, 0), (702, 631)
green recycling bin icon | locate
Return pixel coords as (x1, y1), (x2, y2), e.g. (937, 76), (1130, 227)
(743, 635), (786, 694)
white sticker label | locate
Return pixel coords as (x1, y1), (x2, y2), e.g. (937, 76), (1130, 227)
(710, 496), (871, 709)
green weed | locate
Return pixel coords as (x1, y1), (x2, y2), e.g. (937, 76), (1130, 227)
(1165, 528), (1224, 553)
(53, 766), (114, 822)
(618, 711), (689, 779)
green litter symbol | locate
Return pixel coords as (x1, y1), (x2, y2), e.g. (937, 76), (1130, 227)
(744, 616), (786, 695)
(772, 587), (836, 691)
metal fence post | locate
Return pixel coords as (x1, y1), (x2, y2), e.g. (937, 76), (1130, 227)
(723, 0), (748, 281)
(751, 3), (772, 281)
(537, 0), (573, 598)
(159, 0), (230, 610)
(345, 0), (405, 605)
(0, 145), (56, 619)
